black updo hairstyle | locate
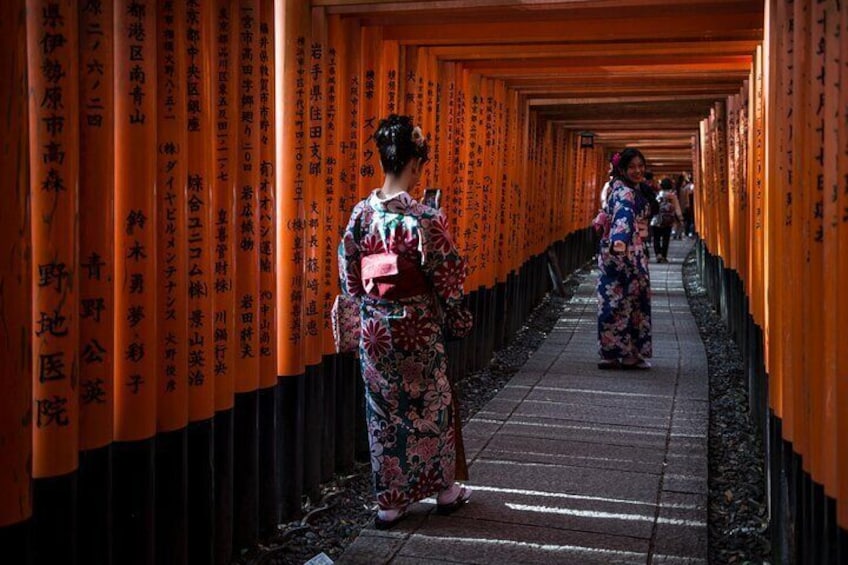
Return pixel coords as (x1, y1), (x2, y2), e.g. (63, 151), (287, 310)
(612, 147), (647, 184)
(373, 114), (430, 175)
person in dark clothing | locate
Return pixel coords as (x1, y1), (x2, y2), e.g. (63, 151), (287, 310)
(651, 178), (683, 263)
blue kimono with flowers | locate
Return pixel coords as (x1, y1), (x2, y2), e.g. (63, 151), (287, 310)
(338, 190), (472, 511)
(597, 179), (652, 361)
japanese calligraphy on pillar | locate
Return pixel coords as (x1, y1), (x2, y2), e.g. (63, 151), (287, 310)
(236, 0), (260, 392)
(480, 90), (495, 278)
(405, 61), (416, 113)
(345, 59), (359, 209)
(450, 71), (466, 251)
(416, 63), (425, 128)
(784, 4), (795, 228)
(28, 0), (79, 476)
(288, 35), (306, 353)
(258, 2), (277, 387)
(496, 95), (507, 272)
(465, 85), (481, 278)
(305, 39), (324, 363)
(361, 72), (377, 184)
(156, 0), (188, 431)
(358, 27), (380, 196)
(79, 0), (114, 450)
(386, 68), (397, 114)
(322, 45), (338, 341)
(810, 1), (825, 244)
(277, 0), (308, 376)
(433, 76), (442, 184)
(213, 0), (235, 409)
(186, 0), (215, 418)
(423, 72), (435, 188)
(115, 0), (157, 441)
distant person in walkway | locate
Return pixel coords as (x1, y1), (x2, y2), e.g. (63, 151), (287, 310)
(599, 162), (615, 207)
(650, 178), (683, 263)
(640, 171), (658, 258)
(671, 174), (687, 239)
(680, 175), (695, 237)
(338, 114), (473, 529)
(596, 148), (653, 370)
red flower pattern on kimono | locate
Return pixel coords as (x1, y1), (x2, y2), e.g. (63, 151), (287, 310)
(338, 190), (471, 510)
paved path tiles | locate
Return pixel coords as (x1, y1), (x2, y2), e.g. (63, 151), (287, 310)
(339, 238), (707, 565)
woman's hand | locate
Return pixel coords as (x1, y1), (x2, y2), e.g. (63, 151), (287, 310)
(611, 241), (626, 254)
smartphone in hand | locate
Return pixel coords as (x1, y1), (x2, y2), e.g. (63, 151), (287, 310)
(423, 188), (441, 210)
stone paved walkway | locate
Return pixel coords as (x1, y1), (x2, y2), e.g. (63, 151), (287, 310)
(338, 238), (707, 565)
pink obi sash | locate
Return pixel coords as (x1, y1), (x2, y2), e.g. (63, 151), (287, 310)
(360, 252), (429, 300)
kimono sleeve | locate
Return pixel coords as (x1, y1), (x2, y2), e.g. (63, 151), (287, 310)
(338, 204), (365, 297)
(421, 211), (473, 338)
(609, 188), (637, 246)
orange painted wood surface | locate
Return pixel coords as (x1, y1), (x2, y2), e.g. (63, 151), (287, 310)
(28, 0), (80, 474)
(837, 0), (848, 530)
(235, 0), (261, 393)
(78, 0), (115, 449)
(114, 0), (157, 443)
(185, 0), (217, 418)
(304, 9), (326, 367)
(0, 0), (32, 526)
(213, 0), (238, 410)
(156, 0), (188, 433)
(322, 15), (343, 354)
(819, 0), (840, 499)
(276, 0), (308, 377)
(259, 0), (278, 385)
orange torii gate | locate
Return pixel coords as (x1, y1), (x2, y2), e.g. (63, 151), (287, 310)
(2, 1), (846, 564)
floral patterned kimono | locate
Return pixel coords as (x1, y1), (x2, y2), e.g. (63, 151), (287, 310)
(338, 190), (472, 511)
(597, 179), (652, 361)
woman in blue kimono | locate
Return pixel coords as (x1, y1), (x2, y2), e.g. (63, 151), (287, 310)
(597, 148), (653, 370)
(338, 115), (473, 529)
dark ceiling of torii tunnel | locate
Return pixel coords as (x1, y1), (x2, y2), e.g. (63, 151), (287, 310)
(312, 0), (765, 175)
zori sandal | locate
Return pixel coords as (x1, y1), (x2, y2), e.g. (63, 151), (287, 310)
(374, 506), (408, 530)
(436, 485), (472, 515)
(621, 359), (651, 370)
(597, 359), (621, 370)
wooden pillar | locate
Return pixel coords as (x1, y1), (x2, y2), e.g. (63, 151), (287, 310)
(0, 3), (33, 562)
(155, 3), (188, 564)
(319, 17), (339, 483)
(77, 0), (114, 562)
(26, 1), (80, 562)
(233, 0), (261, 551)
(212, 1), (238, 559)
(820, 0), (841, 509)
(185, 2), (218, 562)
(303, 7), (326, 504)
(329, 14), (359, 474)
(113, 1), (157, 563)
(258, 0), (280, 536)
(276, 0), (308, 520)
(837, 0), (848, 532)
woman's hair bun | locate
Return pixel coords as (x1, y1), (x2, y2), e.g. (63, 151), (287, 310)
(374, 114), (429, 175)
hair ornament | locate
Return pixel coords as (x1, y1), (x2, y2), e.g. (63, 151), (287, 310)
(411, 126), (425, 147)
(610, 152), (622, 168)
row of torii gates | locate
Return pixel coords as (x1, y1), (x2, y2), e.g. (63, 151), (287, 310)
(0, 1), (846, 564)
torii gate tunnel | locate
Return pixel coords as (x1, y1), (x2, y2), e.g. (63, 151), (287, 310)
(0, 1), (845, 564)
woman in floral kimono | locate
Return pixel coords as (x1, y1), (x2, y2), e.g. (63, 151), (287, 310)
(597, 148), (653, 370)
(338, 115), (473, 529)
